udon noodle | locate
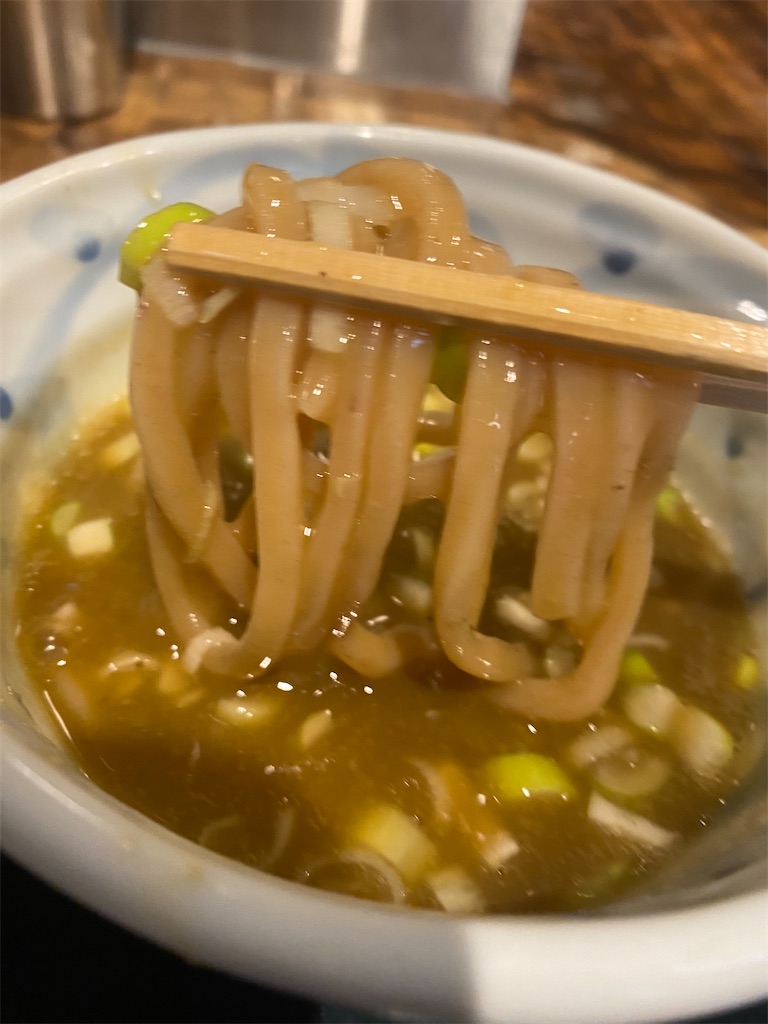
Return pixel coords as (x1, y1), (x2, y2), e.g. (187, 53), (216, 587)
(130, 158), (697, 722)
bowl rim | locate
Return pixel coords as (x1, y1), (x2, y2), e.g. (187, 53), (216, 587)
(1, 120), (765, 262)
(1, 121), (766, 1024)
(4, 728), (766, 1024)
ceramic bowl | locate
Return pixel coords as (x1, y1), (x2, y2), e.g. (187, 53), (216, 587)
(1, 123), (766, 1024)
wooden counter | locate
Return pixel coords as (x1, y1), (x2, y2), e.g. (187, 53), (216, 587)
(1, 1), (765, 247)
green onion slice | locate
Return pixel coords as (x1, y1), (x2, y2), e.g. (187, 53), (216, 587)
(120, 202), (215, 291)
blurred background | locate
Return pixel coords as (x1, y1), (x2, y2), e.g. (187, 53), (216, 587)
(1, 1), (766, 1022)
(1, 0), (766, 243)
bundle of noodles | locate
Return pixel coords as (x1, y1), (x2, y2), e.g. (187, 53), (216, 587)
(129, 159), (698, 722)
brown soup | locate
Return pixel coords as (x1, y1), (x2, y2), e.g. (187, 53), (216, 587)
(15, 398), (763, 913)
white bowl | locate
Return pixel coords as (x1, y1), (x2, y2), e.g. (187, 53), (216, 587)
(1, 123), (766, 1024)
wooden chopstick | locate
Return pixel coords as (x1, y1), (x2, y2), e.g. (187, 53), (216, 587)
(166, 222), (768, 406)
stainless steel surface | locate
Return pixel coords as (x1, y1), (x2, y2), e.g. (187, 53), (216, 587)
(128, 0), (526, 100)
(0, 0), (125, 121)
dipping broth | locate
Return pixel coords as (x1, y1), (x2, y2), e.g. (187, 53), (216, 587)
(15, 398), (762, 914)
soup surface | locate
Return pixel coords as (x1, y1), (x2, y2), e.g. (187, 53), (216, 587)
(15, 399), (762, 913)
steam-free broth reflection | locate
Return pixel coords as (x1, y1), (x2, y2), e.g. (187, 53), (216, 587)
(16, 401), (761, 913)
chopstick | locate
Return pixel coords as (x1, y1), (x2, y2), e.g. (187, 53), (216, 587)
(166, 223), (768, 412)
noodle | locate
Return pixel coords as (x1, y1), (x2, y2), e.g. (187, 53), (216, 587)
(131, 302), (255, 606)
(434, 338), (544, 682)
(130, 158), (697, 720)
(334, 322), (436, 614)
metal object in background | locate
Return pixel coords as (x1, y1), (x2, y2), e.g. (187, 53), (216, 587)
(0, 0), (125, 121)
(129, 0), (526, 101)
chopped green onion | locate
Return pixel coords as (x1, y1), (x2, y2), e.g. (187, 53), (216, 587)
(101, 432), (141, 469)
(593, 752), (670, 800)
(214, 695), (276, 728)
(588, 792), (676, 850)
(733, 653), (760, 691)
(157, 661), (191, 697)
(426, 865), (484, 913)
(543, 644), (577, 678)
(199, 286), (240, 324)
(655, 484), (684, 525)
(622, 682), (681, 736)
(298, 708), (334, 749)
(120, 202), (215, 291)
(302, 848), (406, 905)
(49, 500), (81, 538)
(619, 648), (658, 683)
(408, 759), (454, 828)
(574, 858), (631, 901)
(66, 517), (114, 558)
(406, 526), (436, 573)
(567, 723), (633, 770)
(672, 705), (733, 780)
(431, 326), (468, 403)
(516, 431), (552, 465)
(413, 442), (443, 461)
(421, 383), (454, 414)
(505, 479), (541, 510)
(389, 574), (433, 618)
(494, 592), (551, 640)
(481, 830), (520, 869)
(484, 753), (576, 802)
(351, 803), (435, 882)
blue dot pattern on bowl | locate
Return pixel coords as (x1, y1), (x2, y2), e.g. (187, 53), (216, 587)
(75, 238), (102, 262)
(0, 387), (12, 421)
(579, 201), (661, 280)
(726, 433), (745, 459)
(601, 249), (638, 275)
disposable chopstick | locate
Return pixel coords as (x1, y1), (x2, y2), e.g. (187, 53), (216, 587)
(166, 223), (768, 404)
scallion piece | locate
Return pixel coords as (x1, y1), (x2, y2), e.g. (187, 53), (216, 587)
(672, 705), (733, 780)
(621, 682), (681, 736)
(405, 525), (436, 573)
(733, 653), (760, 691)
(413, 442), (443, 461)
(484, 753), (576, 802)
(567, 723), (633, 770)
(431, 326), (468, 403)
(298, 708), (334, 749)
(593, 752), (670, 800)
(421, 382), (455, 414)
(49, 500), (81, 538)
(494, 592), (551, 640)
(120, 202), (215, 291)
(655, 484), (684, 525)
(351, 803), (435, 882)
(515, 431), (552, 465)
(588, 793), (676, 850)
(619, 648), (658, 683)
(66, 517), (114, 558)
(426, 865), (484, 914)
(574, 858), (631, 901)
(101, 432), (141, 469)
(214, 695), (276, 728)
(388, 574), (433, 618)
